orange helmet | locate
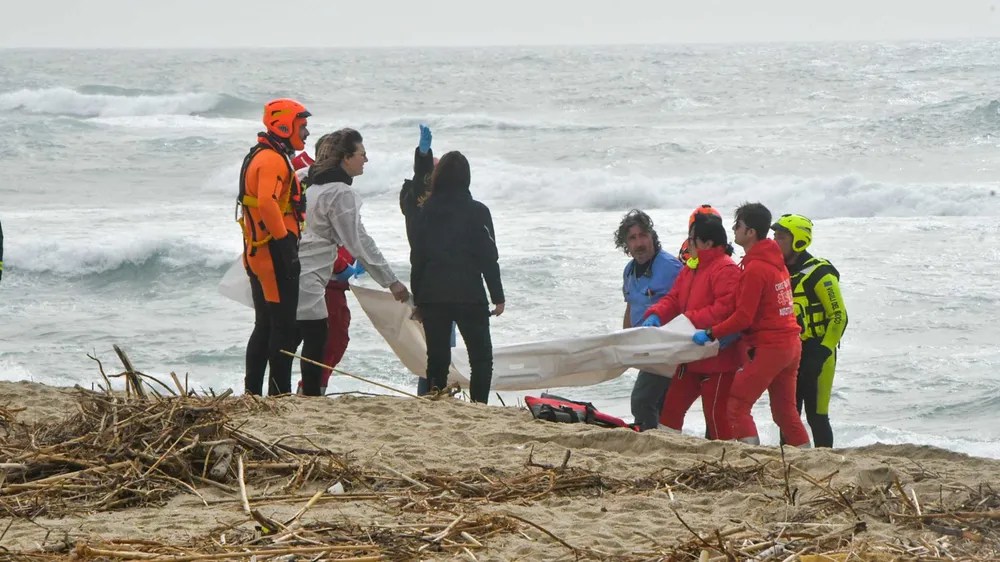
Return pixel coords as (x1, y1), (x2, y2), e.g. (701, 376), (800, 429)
(680, 205), (721, 266)
(263, 98), (311, 151)
(688, 204), (721, 228)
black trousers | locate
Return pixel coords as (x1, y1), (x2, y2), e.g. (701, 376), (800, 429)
(422, 303), (493, 404)
(796, 340), (836, 448)
(630, 371), (672, 432)
(294, 319), (329, 396)
(245, 270), (299, 396)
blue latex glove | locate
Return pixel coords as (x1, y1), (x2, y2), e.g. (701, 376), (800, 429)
(352, 260), (365, 278)
(718, 333), (741, 350)
(418, 124), (432, 154)
(641, 314), (661, 328)
(334, 263), (357, 282)
(692, 330), (712, 346)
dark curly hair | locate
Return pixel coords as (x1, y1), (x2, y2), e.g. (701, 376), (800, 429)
(614, 209), (661, 256)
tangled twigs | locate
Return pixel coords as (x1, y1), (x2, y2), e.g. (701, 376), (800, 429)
(664, 449), (771, 492)
(0, 383), (325, 518)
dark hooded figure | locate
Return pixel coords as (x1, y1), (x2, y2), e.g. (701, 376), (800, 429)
(410, 151), (505, 404)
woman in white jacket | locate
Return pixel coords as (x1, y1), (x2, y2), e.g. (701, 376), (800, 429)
(295, 129), (410, 395)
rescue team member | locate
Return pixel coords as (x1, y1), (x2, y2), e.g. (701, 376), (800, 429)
(642, 213), (740, 439)
(692, 202), (811, 447)
(772, 214), (847, 448)
(397, 124), (458, 395)
(674, 204), (726, 439)
(677, 204), (723, 265)
(296, 129), (409, 396)
(410, 151), (504, 404)
(291, 153), (365, 395)
(239, 98), (310, 396)
(614, 210), (682, 431)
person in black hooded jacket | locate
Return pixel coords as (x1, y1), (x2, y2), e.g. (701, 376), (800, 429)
(410, 151), (504, 404)
(399, 124), (436, 248)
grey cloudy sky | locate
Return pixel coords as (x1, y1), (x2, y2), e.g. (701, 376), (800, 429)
(2, 0), (999, 48)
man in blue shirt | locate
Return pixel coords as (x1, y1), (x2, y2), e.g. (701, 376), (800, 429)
(615, 210), (683, 431)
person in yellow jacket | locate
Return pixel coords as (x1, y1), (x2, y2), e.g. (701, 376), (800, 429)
(771, 214), (847, 447)
(238, 98), (311, 396)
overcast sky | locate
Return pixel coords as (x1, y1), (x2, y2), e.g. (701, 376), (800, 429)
(2, 0), (999, 48)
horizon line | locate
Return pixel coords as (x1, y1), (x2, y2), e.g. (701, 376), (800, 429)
(3, 35), (1000, 51)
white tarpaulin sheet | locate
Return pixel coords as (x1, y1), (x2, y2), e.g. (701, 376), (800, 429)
(219, 268), (720, 391)
(349, 285), (719, 392)
(219, 256), (254, 307)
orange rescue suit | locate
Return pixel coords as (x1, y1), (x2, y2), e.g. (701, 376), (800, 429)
(238, 135), (302, 303)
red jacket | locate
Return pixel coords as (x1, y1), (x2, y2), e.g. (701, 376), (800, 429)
(643, 246), (742, 373)
(711, 239), (799, 347)
(333, 246), (354, 274)
(327, 246), (355, 291)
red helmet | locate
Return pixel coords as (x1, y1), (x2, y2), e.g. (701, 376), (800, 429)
(291, 152), (314, 171)
(678, 238), (691, 262)
(263, 98), (310, 151)
(688, 204), (721, 228)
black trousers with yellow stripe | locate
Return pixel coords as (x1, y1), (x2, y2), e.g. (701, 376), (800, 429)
(796, 339), (837, 448)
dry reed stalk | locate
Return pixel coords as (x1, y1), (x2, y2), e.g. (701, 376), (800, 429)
(281, 350), (426, 400)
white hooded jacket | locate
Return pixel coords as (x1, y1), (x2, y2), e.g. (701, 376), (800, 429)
(296, 167), (399, 320)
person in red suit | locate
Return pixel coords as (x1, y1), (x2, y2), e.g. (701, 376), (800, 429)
(642, 213), (741, 439)
(691, 202), (810, 447)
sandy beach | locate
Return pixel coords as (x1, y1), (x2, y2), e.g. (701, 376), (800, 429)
(2, 378), (999, 561)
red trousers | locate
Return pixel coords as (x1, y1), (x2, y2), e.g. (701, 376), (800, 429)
(320, 283), (351, 387)
(727, 344), (810, 446)
(659, 369), (734, 440)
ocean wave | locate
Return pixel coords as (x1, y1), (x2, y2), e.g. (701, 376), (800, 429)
(89, 115), (257, 130)
(12, 234), (238, 279)
(968, 99), (1000, 125)
(199, 148), (999, 218)
(77, 84), (168, 97)
(876, 95), (1000, 138)
(922, 392), (1000, 420)
(467, 159), (1000, 217)
(357, 113), (615, 133)
(0, 86), (255, 118)
(140, 135), (220, 151)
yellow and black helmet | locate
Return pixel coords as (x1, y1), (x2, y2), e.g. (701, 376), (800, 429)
(771, 213), (813, 252)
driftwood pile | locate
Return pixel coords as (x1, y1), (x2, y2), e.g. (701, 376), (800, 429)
(1, 348), (999, 560)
